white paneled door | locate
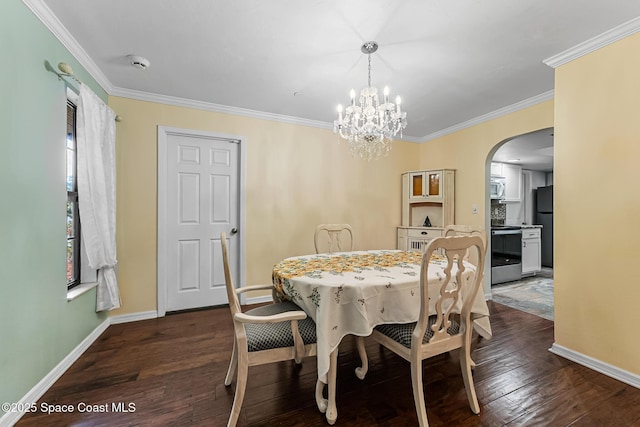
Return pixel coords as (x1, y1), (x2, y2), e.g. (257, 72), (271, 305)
(158, 127), (241, 314)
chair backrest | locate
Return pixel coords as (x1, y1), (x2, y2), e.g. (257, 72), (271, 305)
(443, 224), (487, 267)
(220, 232), (242, 320)
(415, 235), (485, 348)
(314, 224), (354, 254)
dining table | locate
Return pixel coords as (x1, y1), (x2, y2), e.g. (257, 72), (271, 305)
(272, 249), (491, 425)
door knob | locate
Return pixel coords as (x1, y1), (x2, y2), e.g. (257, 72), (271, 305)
(230, 227), (238, 235)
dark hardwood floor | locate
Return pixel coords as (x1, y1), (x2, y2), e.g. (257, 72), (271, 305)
(16, 302), (640, 426)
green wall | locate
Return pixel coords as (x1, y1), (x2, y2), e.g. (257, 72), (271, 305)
(0, 0), (108, 413)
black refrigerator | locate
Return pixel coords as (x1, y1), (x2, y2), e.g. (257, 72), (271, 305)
(535, 185), (553, 267)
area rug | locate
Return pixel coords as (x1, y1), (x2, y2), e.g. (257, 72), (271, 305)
(491, 272), (554, 320)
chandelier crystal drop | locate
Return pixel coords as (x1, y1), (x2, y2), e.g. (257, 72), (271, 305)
(333, 41), (407, 161)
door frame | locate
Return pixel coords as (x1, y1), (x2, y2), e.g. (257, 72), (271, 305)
(157, 125), (246, 317)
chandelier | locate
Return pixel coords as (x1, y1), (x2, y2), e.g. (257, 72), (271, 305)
(333, 41), (407, 161)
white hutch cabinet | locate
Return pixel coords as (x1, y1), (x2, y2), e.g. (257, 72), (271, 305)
(397, 169), (455, 251)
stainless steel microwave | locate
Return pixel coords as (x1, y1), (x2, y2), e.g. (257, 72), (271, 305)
(490, 177), (506, 200)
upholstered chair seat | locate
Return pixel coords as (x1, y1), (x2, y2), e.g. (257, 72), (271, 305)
(375, 317), (460, 349)
(244, 302), (317, 352)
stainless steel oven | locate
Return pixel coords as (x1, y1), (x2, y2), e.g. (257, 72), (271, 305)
(491, 226), (522, 285)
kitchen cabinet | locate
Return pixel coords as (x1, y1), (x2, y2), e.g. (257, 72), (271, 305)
(521, 228), (542, 275)
(491, 162), (521, 202)
(491, 162), (503, 177)
(397, 227), (443, 252)
(502, 163), (522, 202)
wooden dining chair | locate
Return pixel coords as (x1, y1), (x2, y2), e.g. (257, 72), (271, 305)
(444, 225), (488, 368)
(443, 224), (487, 268)
(370, 235), (486, 427)
(313, 224), (370, 382)
(220, 232), (317, 427)
(314, 224), (354, 253)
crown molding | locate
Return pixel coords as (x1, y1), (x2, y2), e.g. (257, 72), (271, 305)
(110, 86), (334, 131)
(31, 0), (634, 144)
(112, 86), (429, 143)
(544, 16), (640, 68)
(22, 0), (114, 92)
(396, 134), (422, 144)
(21, 0), (336, 133)
(20, 0), (550, 144)
(418, 90), (555, 143)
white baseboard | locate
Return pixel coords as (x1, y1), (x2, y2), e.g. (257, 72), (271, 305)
(2, 310), (159, 426)
(1, 318), (110, 427)
(109, 310), (158, 324)
(550, 343), (640, 389)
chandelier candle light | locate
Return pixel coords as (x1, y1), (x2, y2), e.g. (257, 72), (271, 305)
(334, 41), (407, 161)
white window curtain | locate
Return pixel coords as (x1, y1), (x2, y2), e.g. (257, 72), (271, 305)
(77, 84), (120, 312)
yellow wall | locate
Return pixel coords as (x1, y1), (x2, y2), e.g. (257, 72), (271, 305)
(418, 101), (554, 230)
(419, 32), (640, 376)
(108, 97), (420, 314)
(110, 31), (640, 377)
(109, 96), (554, 314)
(418, 101), (554, 298)
(553, 32), (640, 375)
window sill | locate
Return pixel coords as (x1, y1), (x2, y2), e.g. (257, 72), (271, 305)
(67, 282), (98, 302)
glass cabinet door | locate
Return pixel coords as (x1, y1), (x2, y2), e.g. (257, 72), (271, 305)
(409, 172), (426, 200)
(427, 171), (441, 197)
(409, 170), (443, 200)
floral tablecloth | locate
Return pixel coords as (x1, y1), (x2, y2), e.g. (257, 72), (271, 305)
(272, 250), (491, 382)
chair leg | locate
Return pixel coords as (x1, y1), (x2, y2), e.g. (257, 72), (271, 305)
(354, 336), (368, 379)
(224, 337), (238, 386)
(410, 359), (429, 427)
(227, 349), (248, 427)
(460, 342), (480, 414)
(291, 320), (304, 364)
(451, 349), (476, 368)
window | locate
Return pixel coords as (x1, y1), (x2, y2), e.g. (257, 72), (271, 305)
(65, 91), (98, 298)
(66, 100), (80, 289)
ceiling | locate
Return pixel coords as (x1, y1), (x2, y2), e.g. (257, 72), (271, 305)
(493, 128), (554, 172)
(31, 0), (640, 141)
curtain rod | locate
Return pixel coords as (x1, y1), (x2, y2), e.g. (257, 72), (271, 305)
(55, 62), (122, 122)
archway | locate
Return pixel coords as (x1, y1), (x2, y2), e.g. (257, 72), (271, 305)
(484, 127), (554, 319)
